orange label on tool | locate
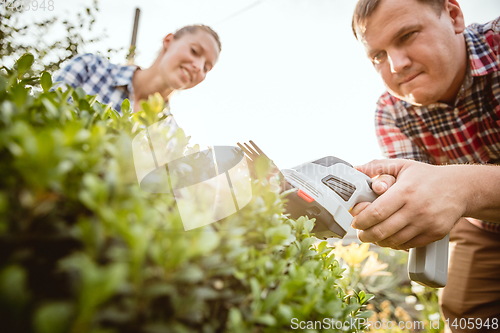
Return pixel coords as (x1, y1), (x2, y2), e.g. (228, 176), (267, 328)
(297, 189), (314, 203)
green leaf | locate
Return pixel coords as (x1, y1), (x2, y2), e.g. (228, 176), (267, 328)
(357, 310), (374, 319)
(79, 99), (91, 111)
(300, 237), (315, 251)
(88, 94), (98, 106)
(174, 265), (204, 283)
(42, 98), (58, 117)
(265, 224), (295, 246)
(144, 283), (175, 298)
(304, 218), (314, 233)
(75, 87), (86, 100)
(0, 101), (16, 126)
(263, 289), (285, 312)
(255, 155), (273, 180)
(11, 83), (29, 107)
(194, 287), (219, 300)
(41, 72), (52, 93)
(34, 302), (74, 333)
(121, 99), (131, 115)
(21, 76), (39, 86)
(92, 102), (104, 117)
(295, 216), (306, 233)
(317, 240), (327, 253)
(255, 313), (276, 326)
(0, 75), (6, 92)
(61, 86), (73, 102)
(277, 304), (293, 321)
(228, 308), (243, 327)
(359, 292), (375, 304)
(16, 53), (34, 76)
(0, 265), (30, 307)
(250, 277), (261, 301)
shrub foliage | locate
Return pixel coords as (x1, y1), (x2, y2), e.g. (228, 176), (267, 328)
(0, 54), (372, 333)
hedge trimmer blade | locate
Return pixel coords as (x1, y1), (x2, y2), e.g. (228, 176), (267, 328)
(236, 140), (285, 184)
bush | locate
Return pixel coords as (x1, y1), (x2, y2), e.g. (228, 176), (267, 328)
(0, 54), (372, 333)
(331, 243), (444, 332)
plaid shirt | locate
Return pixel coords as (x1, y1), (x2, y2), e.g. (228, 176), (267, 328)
(375, 17), (500, 233)
(53, 53), (138, 114)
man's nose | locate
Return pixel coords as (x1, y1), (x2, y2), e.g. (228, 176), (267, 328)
(388, 49), (411, 74)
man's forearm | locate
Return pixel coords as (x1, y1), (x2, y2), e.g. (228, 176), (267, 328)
(458, 164), (500, 223)
(352, 159), (500, 249)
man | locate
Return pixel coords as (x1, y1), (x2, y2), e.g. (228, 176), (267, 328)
(349, 0), (500, 329)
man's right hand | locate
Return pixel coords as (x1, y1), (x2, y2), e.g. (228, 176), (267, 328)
(350, 173), (396, 215)
(350, 159), (466, 250)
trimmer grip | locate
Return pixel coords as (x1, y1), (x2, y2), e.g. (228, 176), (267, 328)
(408, 235), (449, 288)
(350, 166), (449, 288)
(280, 156), (450, 288)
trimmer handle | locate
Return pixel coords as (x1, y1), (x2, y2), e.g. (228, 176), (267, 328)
(408, 235), (449, 288)
(353, 168), (449, 288)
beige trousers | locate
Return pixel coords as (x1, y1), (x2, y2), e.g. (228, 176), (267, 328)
(440, 218), (500, 333)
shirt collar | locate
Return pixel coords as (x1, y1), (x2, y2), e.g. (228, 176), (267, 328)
(111, 64), (138, 107)
(112, 64), (138, 89)
(464, 25), (500, 77)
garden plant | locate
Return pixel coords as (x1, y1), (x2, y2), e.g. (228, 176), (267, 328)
(0, 53), (374, 333)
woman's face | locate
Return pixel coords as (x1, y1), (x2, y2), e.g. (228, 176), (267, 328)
(159, 30), (220, 90)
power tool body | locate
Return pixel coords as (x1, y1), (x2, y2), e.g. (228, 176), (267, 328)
(238, 141), (449, 288)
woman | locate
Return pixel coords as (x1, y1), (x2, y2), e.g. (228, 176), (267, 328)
(53, 25), (221, 113)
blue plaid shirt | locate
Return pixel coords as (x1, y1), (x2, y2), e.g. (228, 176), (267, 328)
(53, 53), (138, 114)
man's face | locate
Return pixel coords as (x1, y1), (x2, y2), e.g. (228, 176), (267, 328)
(160, 30), (220, 90)
(360, 0), (466, 106)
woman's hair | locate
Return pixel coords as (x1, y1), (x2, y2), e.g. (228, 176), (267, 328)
(352, 0), (445, 40)
(173, 25), (222, 52)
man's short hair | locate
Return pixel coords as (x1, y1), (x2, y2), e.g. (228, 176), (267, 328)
(352, 0), (445, 40)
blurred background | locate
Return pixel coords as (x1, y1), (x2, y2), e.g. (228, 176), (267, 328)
(15, 0), (500, 168)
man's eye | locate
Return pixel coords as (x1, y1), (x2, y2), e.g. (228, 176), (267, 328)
(401, 32), (415, 42)
(191, 48), (198, 55)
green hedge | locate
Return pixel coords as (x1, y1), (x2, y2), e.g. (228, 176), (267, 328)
(0, 54), (372, 333)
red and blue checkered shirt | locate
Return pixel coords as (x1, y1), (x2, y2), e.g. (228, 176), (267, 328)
(375, 17), (500, 233)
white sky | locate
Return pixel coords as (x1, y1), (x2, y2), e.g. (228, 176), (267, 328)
(20, 0), (500, 168)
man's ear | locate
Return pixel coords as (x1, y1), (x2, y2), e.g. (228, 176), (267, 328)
(446, 0), (466, 34)
(162, 33), (175, 50)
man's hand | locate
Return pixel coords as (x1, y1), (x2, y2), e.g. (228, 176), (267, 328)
(350, 173), (396, 215)
(350, 159), (467, 250)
